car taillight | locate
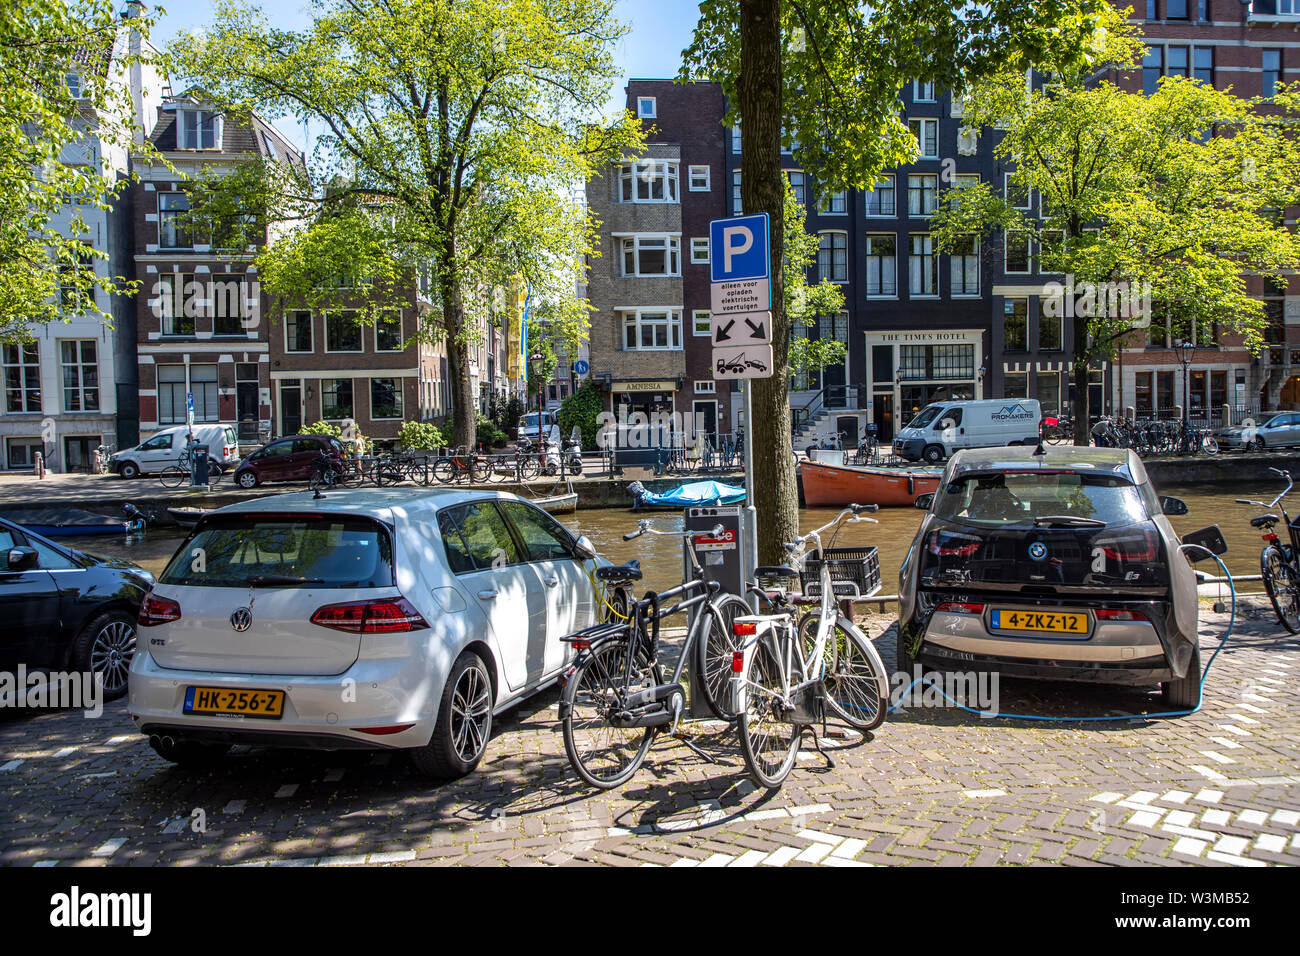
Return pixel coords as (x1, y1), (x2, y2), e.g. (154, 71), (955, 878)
(1099, 530), (1158, 562)
(1095, 608), (1150, 623)
(733, 621), (757, 636)
(936, 602), (985, 615)
(311, 598), (429, 633)
(928, 531), (981, 557)
(138, 593), (181, 626)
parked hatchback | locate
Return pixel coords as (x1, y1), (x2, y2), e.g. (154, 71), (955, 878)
(1217, 412), (1300, 452)
(897, 445), (1201, 707)
(128, 489), (601, 778)
(231, 434), (346, 489)
(0, 517), (153, 701)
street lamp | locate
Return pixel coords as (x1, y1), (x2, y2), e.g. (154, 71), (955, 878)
(529, 349), (545, 451)
(1172, 339), (1197, 423)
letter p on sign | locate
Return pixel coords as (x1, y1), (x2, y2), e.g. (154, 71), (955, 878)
(722, 226), (753, 272)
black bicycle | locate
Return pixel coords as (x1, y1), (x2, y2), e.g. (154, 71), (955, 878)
(557, 520), (751, 790)
(1237, 467), (1300, 632)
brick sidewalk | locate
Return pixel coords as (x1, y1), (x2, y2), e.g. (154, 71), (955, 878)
(0, 608), (1295, 867)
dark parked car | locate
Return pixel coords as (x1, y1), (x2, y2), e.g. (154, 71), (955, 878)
(897, 445), (1202, 707)
(0, 517), (154, 700)
(231, 435), (347, 489)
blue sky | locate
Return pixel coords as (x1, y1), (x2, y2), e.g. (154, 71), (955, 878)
(150, 0), (706, 151)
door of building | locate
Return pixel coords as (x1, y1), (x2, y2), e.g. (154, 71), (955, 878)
(872, 394), (895, 442)
(280, 383), (302, 437)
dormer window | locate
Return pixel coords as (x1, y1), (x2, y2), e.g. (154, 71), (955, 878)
(637, 96), (656, 119)
(180, 109), (221, 150)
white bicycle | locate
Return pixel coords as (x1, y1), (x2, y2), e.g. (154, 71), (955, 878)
(731, 505), (890, 789)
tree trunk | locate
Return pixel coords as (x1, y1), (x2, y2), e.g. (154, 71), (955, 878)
(1072, 316), (1090, 446)
(441, 273), (478, 453)
(739, 0), (797, 566)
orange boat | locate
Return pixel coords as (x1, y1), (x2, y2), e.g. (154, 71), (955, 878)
(800, 459), (943, 508)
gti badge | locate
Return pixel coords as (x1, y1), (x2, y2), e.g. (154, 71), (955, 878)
(230, 607), (253, 632)
(1028, 541), (1048, 561)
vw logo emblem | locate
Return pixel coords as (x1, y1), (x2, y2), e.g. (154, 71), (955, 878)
(1028, 542), (1048, 562)
(230, 607), (253, 632)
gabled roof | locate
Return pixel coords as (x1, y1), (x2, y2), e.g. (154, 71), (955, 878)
(150, 91), (303, 165)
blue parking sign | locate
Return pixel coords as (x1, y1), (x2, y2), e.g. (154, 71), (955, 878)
(710, 214), (770, 284)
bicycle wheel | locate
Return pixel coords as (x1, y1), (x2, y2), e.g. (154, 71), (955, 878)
(1261, 545), (1300, 634)
(561, 638), (662, 790)
(517, 456), (540, 481)
(471, 456), (492, 483)
(1202, 434), (1219, 456)
(160, 465), (188, 489)
(800, 613), (889, 731)
(692, 593), (751, 722)
(737, 636), (799, 789)
(432, 458), (458, 484)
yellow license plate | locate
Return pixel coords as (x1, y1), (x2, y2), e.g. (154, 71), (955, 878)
(184, 686), (285, 719)
(990, 609), (1088, 636)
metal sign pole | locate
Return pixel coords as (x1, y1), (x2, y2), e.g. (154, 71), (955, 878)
(743, 382), (757, 610)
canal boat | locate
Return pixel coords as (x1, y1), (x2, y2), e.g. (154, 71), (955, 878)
(628, 479), (746, 510)
(800, 459), (942, 508)
(2, 506), (146, 537)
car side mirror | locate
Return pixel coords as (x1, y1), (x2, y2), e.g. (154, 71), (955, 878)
(914, 493), (935, 510)
(6, 547), (38, 572)
(573, 534), (598, 560)
(1159, 495), (1188, 516)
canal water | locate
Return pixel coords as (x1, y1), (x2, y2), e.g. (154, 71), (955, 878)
(68, 479), (1279, 595)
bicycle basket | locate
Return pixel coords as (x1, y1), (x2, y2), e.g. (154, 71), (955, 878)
(799, 547), (882, 599)
(1288, 517), (1300, 556)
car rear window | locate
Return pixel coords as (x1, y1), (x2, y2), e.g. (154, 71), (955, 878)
(160, 515), (394, 588)
(934, 471), (1150, 528)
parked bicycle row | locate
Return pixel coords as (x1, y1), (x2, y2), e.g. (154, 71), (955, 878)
(559, 505), (888, 791)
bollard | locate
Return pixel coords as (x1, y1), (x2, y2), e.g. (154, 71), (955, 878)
(34, 451), (44, 479)
(1221, 404), (1231, 429)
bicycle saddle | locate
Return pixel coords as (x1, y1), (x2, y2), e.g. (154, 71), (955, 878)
(596, 559), (642, 581)
(755, 565), (799, 579)
(1250, 514), (1281, 528)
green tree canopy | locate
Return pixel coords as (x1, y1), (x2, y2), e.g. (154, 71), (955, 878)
(929, 6), (1300, 441)
(166, 0), (642, 450)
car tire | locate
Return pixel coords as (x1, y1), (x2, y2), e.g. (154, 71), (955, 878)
(922, 445), (945, 464)
(149, 736), (232, 766)
(409, 650), (493, 779)
(71, 609), (136, 701)
(235, 469), (258, 489)
(118, 461), (140, 479)
(1161, 643), (1202, 710)
(1252, 437), (1265, 453)
(896, 631), (916, 676)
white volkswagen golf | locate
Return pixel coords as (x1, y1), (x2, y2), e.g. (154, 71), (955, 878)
(128, 489), (603, 779)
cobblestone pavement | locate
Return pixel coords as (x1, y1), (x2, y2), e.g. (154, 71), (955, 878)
(0, 605), (1296, 868)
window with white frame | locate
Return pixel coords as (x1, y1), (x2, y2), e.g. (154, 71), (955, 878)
(907, 174), (937, 216)
(816, 188), (847, 215)
(375, 310), (403, 351)
(157, 365), (187, 424)
(950, 173), (979, 209)
(688, 165), (710, 191)
(908, 118), (939, 158)
(371, 377), (403, 419)
(864, 234), (896, 297)
(620, 235), (680, 276)
(6, 438), (42, 469)
(694, 380), (716, 394)
(158, 193), (194, 249)
(786, 170), (806, 208)
(1004, 172), (1031, 210)
(637, 96), (656, 118)
(285, 310), (313, 352)
(59, 340), (99, 412)
(3, 343), (40, 413)
(914, 80), (936, 102)
(322, 378), (354, 420)
(618, 160), (678, 203)
(1005, 230), (1031, 273)
(692, 310), (712, 337)
(690, 237), (710, 264)
(818, 232), (848, 283)
(908, 234), (938, 296)
(865, 176), (895, 216)
(179, 109), (221, 150)
(732, 169), (742, 214)
(731, 124), (741, 153)
(950, 236), (980, 295)
(210, 273), (248, 335)
(621, 309), (682, 351)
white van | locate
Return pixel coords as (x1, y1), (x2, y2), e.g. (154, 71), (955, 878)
(893, 399), (1042, 464)
(111, 424), (239, 479)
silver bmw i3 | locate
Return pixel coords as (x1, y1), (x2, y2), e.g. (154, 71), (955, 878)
(897, 445), (1202, 707)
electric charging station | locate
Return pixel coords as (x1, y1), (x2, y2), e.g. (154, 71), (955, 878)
(683, 505), (744, 717)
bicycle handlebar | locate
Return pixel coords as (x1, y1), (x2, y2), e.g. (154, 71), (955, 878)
(623, 520), (724, 542)
(785, 504), (879, 560)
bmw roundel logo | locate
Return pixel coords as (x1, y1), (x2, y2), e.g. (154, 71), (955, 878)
(1028, 542), (1048, 561)
(230, 607), (253, 632)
